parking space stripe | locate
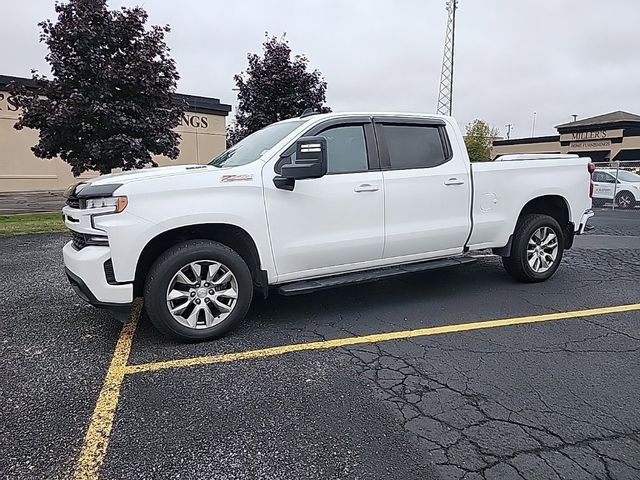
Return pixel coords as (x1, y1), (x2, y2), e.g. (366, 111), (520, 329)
(124, 302), (640, 375)
(73, 300), (142, 480)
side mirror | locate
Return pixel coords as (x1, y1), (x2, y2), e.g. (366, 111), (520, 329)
(280, 136), (327, 180)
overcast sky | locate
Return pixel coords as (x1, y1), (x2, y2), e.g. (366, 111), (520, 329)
(2, 0), (639, 137)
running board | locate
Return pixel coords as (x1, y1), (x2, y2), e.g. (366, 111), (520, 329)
(277, 256), (477, 296)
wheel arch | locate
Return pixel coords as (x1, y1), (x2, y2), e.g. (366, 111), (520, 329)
(134, 223), (268, 298)
(494, 194), (573, 256)
(518, 195), (571, 228)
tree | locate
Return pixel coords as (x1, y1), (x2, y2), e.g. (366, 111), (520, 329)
(464, 119), (501, 162)
(228, 35), (330, 146)
(9, 0), (183, 176)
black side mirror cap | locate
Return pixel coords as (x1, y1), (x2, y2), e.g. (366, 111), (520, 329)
(280, 136), (327, 180)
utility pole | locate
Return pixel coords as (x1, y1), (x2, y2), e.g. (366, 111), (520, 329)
(505, 123), (513, 140)
(436, 0), (459, 116)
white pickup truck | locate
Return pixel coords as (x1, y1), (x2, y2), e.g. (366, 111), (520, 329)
(62, 112), (594, 341)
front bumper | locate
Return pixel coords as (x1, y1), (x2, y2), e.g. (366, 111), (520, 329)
(63, 240), (133, 306)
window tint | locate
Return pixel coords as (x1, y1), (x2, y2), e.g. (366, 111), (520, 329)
(380, 124), (447, 169)
(319, 125), (368, 174)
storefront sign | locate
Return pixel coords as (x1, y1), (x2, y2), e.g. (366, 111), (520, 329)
(560, 129), (622, 142)
(0, 92), (20, 112)
(180, 113), (209, 129)
(569, 140), (612, 150)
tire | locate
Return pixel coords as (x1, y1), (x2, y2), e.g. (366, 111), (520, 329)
(144, 240), (253, 342)
(502, 214), (564, 283)
(615, 191), (635, 209)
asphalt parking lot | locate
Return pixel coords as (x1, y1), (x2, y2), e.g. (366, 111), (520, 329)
(1, 209), (639, 480)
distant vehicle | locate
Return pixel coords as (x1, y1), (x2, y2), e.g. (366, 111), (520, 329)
(592, 169), (640, 208)
(62, 112), (594, 341)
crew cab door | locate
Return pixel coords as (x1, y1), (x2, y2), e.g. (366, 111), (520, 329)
(374, 117), (471, 259)
(263, 120), (384, 280)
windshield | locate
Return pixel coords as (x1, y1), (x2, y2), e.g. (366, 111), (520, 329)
(210, 120), (307, 168)
(616, 170), (640, 182)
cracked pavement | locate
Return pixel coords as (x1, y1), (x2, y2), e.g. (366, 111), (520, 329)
(1, 209), (639, 479)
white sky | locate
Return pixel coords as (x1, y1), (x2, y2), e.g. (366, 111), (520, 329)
(2, 0), (639, 137)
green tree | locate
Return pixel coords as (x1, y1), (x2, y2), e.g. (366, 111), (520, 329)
(228, 35), (330, 146)
(464, 119), (501, 161)
(9, 0), (183, 176)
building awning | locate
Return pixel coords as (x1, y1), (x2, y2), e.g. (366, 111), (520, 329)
(612, 149), (640, 162)
(569, 150), (610, 162)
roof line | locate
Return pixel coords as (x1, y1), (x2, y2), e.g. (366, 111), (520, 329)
(0, 74), (232, 116)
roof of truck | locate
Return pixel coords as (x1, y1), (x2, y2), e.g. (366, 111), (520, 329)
(286, 111), (452, 122)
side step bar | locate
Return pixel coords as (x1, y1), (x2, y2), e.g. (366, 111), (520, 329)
(277, 256), (477, 296)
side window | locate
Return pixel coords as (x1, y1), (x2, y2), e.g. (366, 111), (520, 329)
(379, 124), (448, 170)
(319, 125), (368, 174)
(601, 173), (616, 183)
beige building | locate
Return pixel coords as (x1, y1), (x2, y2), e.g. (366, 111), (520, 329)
(492, 111), (640, 164)
(0, 75), (231, 192)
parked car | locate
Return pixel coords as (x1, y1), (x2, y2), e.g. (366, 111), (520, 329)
(62, 112), (594, 341)
(592, 168), (640, 208)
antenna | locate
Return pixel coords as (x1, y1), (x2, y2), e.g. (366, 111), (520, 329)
(436, 0), (459, 116)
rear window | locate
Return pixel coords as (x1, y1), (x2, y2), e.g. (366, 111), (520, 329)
(379, 124), (448, 170)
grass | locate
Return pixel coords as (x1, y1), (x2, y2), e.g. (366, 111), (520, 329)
(0, 212), (66, 235)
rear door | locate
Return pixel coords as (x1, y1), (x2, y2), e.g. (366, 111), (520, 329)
(374, 117), (472, 259)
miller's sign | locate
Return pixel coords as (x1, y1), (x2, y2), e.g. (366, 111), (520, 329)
(571, 131), (607, 140)
(560, 128), (623, 146)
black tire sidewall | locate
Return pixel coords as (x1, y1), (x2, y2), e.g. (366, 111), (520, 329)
(509, 214), (564, 282)
(144, 240), (253, 341)
(616, 192), (634, 209)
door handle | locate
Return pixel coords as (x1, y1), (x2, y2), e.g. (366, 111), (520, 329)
(444, 178), (465, 186)
(354, 183), (380, 193)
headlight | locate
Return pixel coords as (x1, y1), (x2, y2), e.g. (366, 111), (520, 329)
(84, 196), (128, 213)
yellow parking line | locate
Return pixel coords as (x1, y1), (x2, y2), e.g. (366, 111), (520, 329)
(73, 300), (142, 480)
(124, 302), (640, 376)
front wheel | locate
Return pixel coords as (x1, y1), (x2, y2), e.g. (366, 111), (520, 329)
(502, 214), (564, 283)
(144, 240), (253, 342)
(615, 191), (635, 209)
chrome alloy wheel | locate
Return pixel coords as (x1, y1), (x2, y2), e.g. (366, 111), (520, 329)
(526, 227), (559, 274)
(166, 260), (239, 329)
(617, 193), (633, 209)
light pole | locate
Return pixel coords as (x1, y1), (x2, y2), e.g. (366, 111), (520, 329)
(531, 111), (537, 137)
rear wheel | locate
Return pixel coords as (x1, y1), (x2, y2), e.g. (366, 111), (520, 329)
(502, 214), (564, 283)
(144, 240), (253, 341)
(615, 191), (635, 209)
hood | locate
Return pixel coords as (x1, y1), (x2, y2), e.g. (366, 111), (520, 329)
(88, 164), (215, 186)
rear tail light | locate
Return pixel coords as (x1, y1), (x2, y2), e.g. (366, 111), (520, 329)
(588, 162), (595, 198)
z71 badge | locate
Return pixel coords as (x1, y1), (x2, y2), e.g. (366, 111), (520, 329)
(221, 174), (253, 182)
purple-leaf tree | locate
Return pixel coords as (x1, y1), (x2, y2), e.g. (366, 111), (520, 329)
(10, 0), (184, 176)
(228, 35), (331, 146)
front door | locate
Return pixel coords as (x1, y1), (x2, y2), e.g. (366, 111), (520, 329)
(592, 171), (616, 200)
(263, 121), (384, 281)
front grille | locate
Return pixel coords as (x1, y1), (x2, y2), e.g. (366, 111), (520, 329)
(71, 231), (87, 250)
(66, 196), (81, 209)
(70, 231), (108, 250)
